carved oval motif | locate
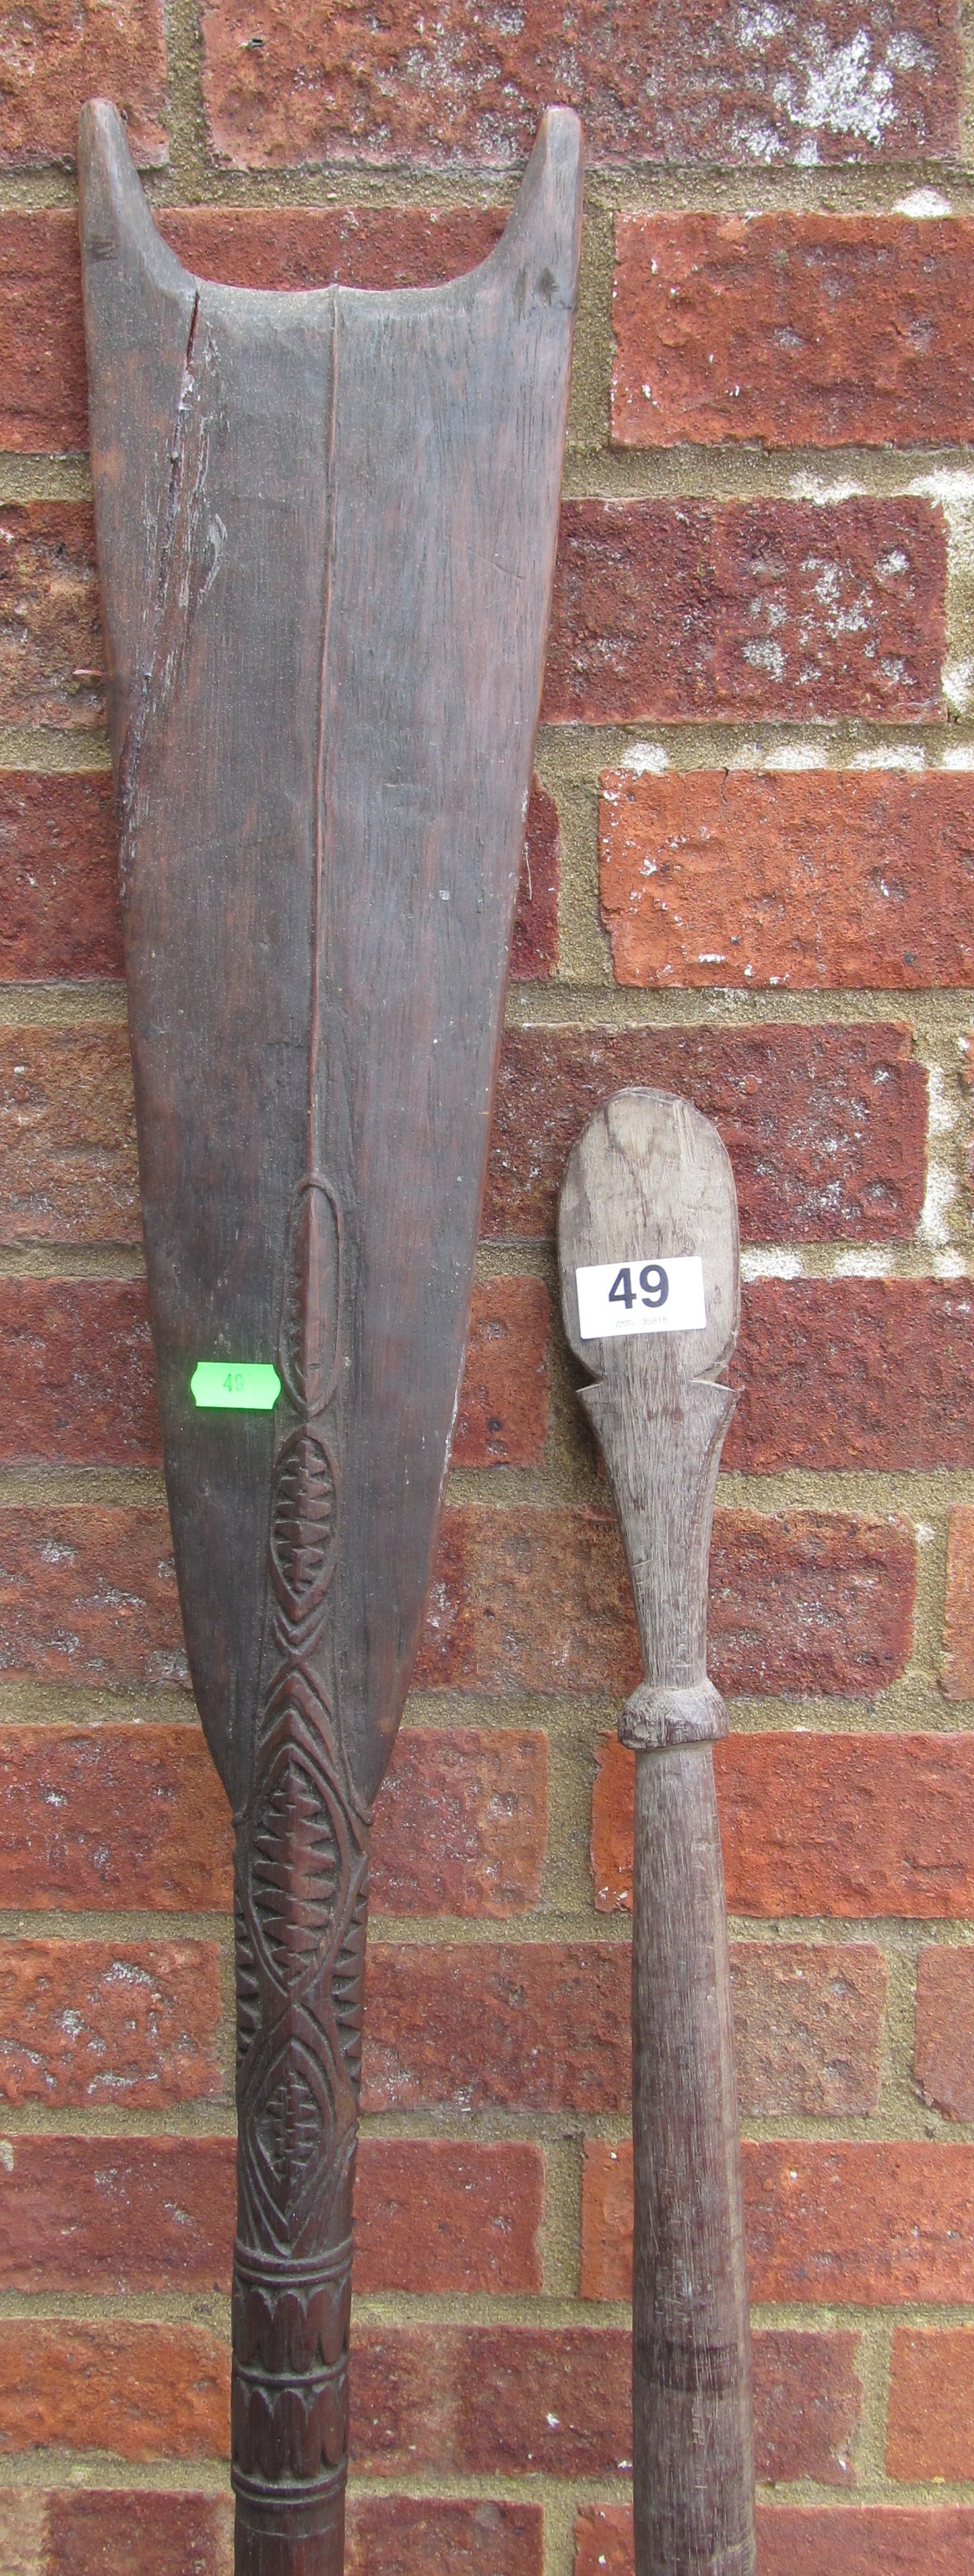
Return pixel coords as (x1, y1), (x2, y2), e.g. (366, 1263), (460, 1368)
(270, 1429), (338, 1623)
(278, 1176), (341, 1415)
(250, 1743), (343, 1987)
(254, 2056), (324, 2198)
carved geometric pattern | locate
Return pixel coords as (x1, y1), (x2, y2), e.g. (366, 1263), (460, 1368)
(231, 1172), (372, 2519)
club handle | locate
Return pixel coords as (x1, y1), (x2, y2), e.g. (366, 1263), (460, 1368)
(631, 1734), (756, 2576)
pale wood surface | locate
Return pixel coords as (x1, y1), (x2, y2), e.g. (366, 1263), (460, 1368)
(559, 1088), (756, 2576)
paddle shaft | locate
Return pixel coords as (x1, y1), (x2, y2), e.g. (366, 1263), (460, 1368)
(631, 1735), (755, 2576)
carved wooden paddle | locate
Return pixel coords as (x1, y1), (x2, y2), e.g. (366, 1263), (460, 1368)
(79, 98), (582, 2575)
(558, 1088), (756, 2576)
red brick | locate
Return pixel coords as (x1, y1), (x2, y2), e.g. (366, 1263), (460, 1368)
(0, 504), (102, 730)
(0, 2132), (540, 2298)
(759, 2514), (974, 2576)
(350, 2321), (859, 2485)
(44, 2492), (233, 2576)
(583, 2138), (974, 2305)
(0, 1722), (229, 1911)
(598, 767), (974, 990)
(543, 500), (945, 724)
(747, 2142), (974, 2305)
(731, 1282), (974, 1472)
(30, 2494), (540, 2576)
(13, 499), (945, 734)
(0, 773), (122, 981)
(370, 1726), (547, 1917)
(593, 1733), (974, 1919)
(511, 775), (559, 980)
(0, 1027), (138, 1244)
(0, 2135), (234, 2296)
(0, 1021), (928, 1249)
(0, 1275), (544, 1466)
(0, 1937), (221, 2107)
(451, 1277), (548, 1467)
(0, 1514), (190, 1691)
(0, 1279), (158, 1462)
(417, 1505), (914, 1700)
(347, 2501), (542, 2576)
(613, 216), (974, 451)
(484, 1023), (926, 1244)
(0, 0), (167, 169)
(942, 1504), (974, 1697)
(0, 1502), (914, 1705)
(363, 1939), (884, 2118)
(915, 1945), (974, 2116)
(0, 1715), (546, 1916)
(888, 2328), (974, 2480)
(0, 2319), (228, 2459)
(199, 0), (960, 168)
(575, 2506), (974, 2576)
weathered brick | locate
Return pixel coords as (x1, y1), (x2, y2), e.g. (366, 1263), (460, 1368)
(350, 2322), (858, 2485)
(11, 500), (945, 734)
(575, 2506), (974, 2576)
(370, 1726), (547, 1917)
(0, 2135), (233, 2295)
(583, 2138), (974, 2304)
(598, 768), (974, 990)
(0, 1716), (546, 1918)
(0, 1514), (190, 1691)
(543, 500), (945, 724)
(888, 2328), (974, 2480)
(485, 1024), (926, 1244)
(744, 2142), (974, 2304)
(0, 1276), (158, 1464)
(942, 1504), (974, 1698)
(731, 1284), (974, 1472)
(0, 1722), (228, 1910)
(347, 2501), (542, 2576)
(0, 1027), (138, 1244)
(417, 1506), (914, 1699)
(0, 1500), (914, 1705)
(512, 775), (559, 979)
(0, 1275), (545, 1466)
(0, 2133), (540, 2296)
(0, 2319), (228, 2459)
(44, 2492), (233, 2576)
(452, 1277), (548, 1466)
(0, 1021), (927, 1247)
(0, 767), (547, 981)
(363, 1939), (884, 2117)
(593, 1734), (974, 1919)
(0, 504), (102, 730)
(0, 0), (167, 168)
(0, 1938), (221, 2107)
(199, 0), (960, 167)
(0, 773), (122, 981)
(914, 1945), (974, 2116)
(613, 216), (974, 451)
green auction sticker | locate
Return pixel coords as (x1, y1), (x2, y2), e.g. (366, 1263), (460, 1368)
(191, 1361), (282, 1411)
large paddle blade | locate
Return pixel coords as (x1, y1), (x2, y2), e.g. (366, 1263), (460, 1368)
(80, 97), (581, 2576)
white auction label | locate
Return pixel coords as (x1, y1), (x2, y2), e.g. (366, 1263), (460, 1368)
(576, 1254), (707, 1341)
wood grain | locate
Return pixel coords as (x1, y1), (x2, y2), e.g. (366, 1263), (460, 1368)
(80, 95), (581, 2576)
(559, 1089), (755, 2576)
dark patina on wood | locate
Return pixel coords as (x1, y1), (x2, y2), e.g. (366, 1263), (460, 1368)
(79, 99), (581, 2574)
(558, 1090), (756, 2576)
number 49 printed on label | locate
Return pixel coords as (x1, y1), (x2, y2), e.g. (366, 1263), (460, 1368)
(575, 1254), (707, 1342)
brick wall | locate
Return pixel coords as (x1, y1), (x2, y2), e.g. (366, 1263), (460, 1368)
(2, 4), (974, 2572)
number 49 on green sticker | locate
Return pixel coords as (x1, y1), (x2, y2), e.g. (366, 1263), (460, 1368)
(190, 1362), (282, 1411)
